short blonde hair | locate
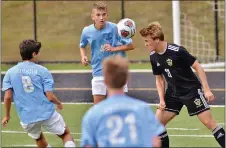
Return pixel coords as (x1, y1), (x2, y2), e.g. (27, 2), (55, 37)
(103, 55), (128, 89)
(140, 21), (164, 41)
(92, 1), (107, 11)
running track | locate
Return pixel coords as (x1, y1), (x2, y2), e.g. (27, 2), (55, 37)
(1, 70), (225, 105)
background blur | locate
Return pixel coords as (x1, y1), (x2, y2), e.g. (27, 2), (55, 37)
(2, 1), (225, 64)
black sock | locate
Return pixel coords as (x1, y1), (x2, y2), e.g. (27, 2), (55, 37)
(159, 130), (169, 148)
(213, 126), (225, 148)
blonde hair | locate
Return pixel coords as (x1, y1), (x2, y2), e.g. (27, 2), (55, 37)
(140, 21), (164, 41)
(103, 55), (128, 89)
(92, 1), (107, 11)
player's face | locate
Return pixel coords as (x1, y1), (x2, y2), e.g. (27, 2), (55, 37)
(143, 35), (159, 52)
(91, 8), (108, 27)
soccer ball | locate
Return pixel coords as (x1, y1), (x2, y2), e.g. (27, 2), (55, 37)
(117, 18), (136, 39)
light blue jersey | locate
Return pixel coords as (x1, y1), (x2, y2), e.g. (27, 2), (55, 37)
(80, 22), (132, 77)
(80, 94), (164, 147)
(2, 61), (55, 124)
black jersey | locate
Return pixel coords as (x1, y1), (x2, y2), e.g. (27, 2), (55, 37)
(150, 43), (201, 95)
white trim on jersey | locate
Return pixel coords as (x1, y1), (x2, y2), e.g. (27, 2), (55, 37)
(168, 44), (179, 51)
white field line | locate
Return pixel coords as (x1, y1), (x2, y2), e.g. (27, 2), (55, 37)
(1, 102), (224, 107)
(2, 128), (199, 135)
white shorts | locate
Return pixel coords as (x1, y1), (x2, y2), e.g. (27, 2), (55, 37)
(20, 111), (66, 139)
(91, 76), (128, 95)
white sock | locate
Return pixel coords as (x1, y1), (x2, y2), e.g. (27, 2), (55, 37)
(47, 144), (51, 147)
(64, 141), (76, 147)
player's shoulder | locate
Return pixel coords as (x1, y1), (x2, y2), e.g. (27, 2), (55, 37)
(167, 43), (187, 52)
(107, 21), (117, 27)
(149, 51), (158, 61)
(5, 65), (18, 75)
(82, 24), (94, 33)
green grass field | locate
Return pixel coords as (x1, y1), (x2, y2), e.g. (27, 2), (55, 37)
(1, 104), (224, 147)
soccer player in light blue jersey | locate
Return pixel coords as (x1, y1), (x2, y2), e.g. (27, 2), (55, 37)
(80, 55), (164, 147)
(79, 1), (134, 104)
(2, 39), (76, 147)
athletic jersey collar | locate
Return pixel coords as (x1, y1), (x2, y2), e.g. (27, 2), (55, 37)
(93, 22), (108, 31)
(156, 43), (168, 55)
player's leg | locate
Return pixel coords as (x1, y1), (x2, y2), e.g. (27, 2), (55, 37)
(20, 121), (50, 147)
(184, 88), (225, 148)
(43, 111), (76, 147)
(35, 132), (49, 147)
(197, 110), (225, 148)
(91, 77), (107, 104)
(156, 93), (183, 148)
(93, 95), (106, 104)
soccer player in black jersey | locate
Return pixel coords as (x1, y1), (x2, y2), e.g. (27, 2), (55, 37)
(140, 22), (225, 148)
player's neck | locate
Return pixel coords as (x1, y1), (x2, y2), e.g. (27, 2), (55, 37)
(107, 88), (124, 97)
(94, 23), (106, 30)
(23, 59), (35, 63)
(155, 41), (167, 54)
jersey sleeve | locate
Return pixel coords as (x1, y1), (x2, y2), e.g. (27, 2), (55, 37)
(145, 105), (165, 136)
(179, 46), (196, 66)
(150, 56), (162, 75)
(2, 71), (12, 91)
(79, 27), (88, 48)
(42, 69), (54, 92)
(80, 112), (96, 147)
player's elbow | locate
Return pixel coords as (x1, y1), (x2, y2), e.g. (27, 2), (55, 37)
(45, 91), (55, 102)
(127, 43), (135, 50)
(4, 89), (13, 101)
(192, 60), (202, 71)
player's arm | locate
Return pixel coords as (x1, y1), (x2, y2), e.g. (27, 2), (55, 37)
(80, 112), (96, 147)
(2, 89), (12, 127)
(42, 69), (63, 109)
(2, 71), (13, 127)
(110, 42), (134, 52)
(104, 26), (135, 52)
(45, 91), (63, 110)
(150, 58), (165, 109)
(156, 75), (166, 109)
(79, 28), (89, 66)
(192, 61), (214, 102)
(179, 46), (214, 102)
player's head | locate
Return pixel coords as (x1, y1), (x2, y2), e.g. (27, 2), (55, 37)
(140, 22), (164, 52)
(91, 2), (108, 27)
(19, 39), (41, 62)
(103, 55), (128, 90)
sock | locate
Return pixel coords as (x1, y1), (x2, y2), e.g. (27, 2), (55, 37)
(213, 126), (225, 148)
(159, 130), (169, 148)
(47, 144), (51, 148)
(64, 141), (76, 147)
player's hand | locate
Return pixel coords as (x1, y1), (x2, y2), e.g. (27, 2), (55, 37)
(103, 44), (114, 52)
(2, 116), (10, 127)
(81, 56), (89, 66)
(204, 90), (215, 102)
(158, 101), (166, 110)
(57, 103), (63, 110)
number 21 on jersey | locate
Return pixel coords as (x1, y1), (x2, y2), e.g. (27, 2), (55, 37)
(106, 113), (137, 145)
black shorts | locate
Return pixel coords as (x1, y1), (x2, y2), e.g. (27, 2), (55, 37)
(164, 88), (210, 116)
